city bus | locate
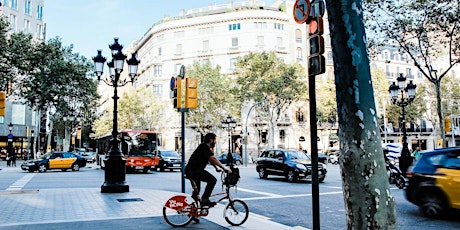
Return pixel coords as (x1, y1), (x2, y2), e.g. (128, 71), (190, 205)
(95, 129), (160, 173)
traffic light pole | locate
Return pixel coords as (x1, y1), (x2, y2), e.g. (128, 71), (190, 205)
(181, 109), (186, 193)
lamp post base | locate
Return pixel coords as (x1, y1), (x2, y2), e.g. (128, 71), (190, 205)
(101, 158), (129, 193)
(398, 153), (413, 177)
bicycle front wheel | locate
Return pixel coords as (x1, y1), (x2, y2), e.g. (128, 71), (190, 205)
(224, 199), (249, 226)
(163, 204), (195, 227)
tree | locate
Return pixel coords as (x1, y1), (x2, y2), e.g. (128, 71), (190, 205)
(325, 0), (396, 228)
(364, 0), (460, 146)
(186, 61), (240, 134)
(233, 51), (307, 148)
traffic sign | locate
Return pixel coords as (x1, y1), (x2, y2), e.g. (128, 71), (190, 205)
(293, 0), (311, 24)
(7, 133), (13, 141)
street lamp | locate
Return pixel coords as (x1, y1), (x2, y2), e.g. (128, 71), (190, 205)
(244, 99), (268, 166)
(93, 38), (140, 193)
(63, 110), (81, 152)
(221, 115), (237, 166)
(389, 73), (417, 175)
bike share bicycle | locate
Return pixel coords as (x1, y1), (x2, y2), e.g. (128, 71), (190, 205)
(163, 165), (249, 227)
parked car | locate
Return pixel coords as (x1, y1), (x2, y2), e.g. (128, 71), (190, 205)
(405, 147), (460, 218)
(80, 152), (96, 163)
(256, 149), (327, 182)
(21, 151), (87, 173)
(154, 150), (183, 172)
(217, 153), (243, 165)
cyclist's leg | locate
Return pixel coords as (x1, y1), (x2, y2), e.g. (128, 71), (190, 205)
(189, 179), (200, 201)
(199, 170), (217, 201)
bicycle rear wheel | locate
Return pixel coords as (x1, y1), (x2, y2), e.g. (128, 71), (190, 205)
(224, 199), (249, 226)
(163, 203), (195, 227)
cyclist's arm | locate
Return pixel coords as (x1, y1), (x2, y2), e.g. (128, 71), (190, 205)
(209, 156), (231, 172)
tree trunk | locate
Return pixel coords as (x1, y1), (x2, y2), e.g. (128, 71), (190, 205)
(435, 80), (445, 146)
(325, 0), (397, 229)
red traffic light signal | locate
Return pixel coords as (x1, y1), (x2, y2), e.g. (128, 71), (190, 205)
(309, 17), (323, 36)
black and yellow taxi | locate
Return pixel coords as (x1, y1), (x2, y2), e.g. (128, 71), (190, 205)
(21, 151), (86, 173)
(405, 147), (460, 218)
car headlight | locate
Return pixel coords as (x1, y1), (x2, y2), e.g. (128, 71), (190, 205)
(296, 164), (307, 171)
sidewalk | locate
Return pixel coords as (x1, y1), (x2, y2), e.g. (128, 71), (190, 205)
(0, 164), (301, 230)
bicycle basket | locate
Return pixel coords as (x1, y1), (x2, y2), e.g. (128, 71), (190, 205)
(225, 167), (240, 186)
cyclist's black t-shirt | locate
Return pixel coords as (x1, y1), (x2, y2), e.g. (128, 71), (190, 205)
(185, 143), (213, 171)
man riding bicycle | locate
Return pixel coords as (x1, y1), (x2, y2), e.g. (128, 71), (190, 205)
(185, 133), (231, 206)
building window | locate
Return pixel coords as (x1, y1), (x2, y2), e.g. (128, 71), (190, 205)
(152, 84), (162, 95)
(229, 23), (241, 31)
(24, 0), (31, 14)
(295, 29), (302, 43)
(274, 23), (284, 30)
(230, 58), (237, 70)
(174, 63), (182, 74)
(231, 37), (238, 47)
(257, 36), (264, 47)
(23, 19), (29, 33)
(254, 22), (267, 29)
(9, 14), (16, 30)
(36, 5), (43, 20)
(36, 24), (43, 39)
(296, 47), (303, 60)
(202, 40), (209, 52)
(406, 68), (413, 78)
(176, 44), (182, 55)
(296, 110), (304, 122)
(11, 0), (17, 9)
(327, 51), (333, 64)
(153, 65), (162, 76)
(279, 130), (286, 141)
(158, 47), (162, 56)
(3, 0), (9, 7)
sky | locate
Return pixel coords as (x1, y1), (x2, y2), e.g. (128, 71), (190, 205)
(44, 0), (230, 60)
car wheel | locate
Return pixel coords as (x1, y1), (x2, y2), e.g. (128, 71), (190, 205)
(28, 169), (34, 173)
(286, 169), (297, 183)
(72, 163), (80, 171)
(395, 176), (405, 189)
(258, 168), (268, 179)
(420, 191), (446, 218)
(235, 160), (242, 166)
(38, 164), (47, 173)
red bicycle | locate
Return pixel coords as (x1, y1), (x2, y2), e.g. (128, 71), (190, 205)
(163, 170), (249, 227)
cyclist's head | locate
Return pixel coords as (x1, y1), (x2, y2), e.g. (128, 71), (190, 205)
(204, 133), (217, 147)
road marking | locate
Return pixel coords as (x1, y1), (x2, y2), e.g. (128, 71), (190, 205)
(236, 187), (283, 197)
(6, 173), (36, 190)
(240, 190), (344, 201)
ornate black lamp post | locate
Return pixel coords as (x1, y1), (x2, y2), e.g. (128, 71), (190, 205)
(221, 115), (237, 166)
(389, 73), (417, 175)
(63, 110), (81, 151)
(93, 38), (140, 193)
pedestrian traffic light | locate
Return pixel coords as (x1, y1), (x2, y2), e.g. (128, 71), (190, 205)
(185, 78), (198, 109)
(308, 16), (325, 77)
(173, 77), (183, 109)
(0, 91), (5, 116)
(445, 117), (452, 132)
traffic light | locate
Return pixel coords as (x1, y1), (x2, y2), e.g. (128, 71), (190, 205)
(0, 91), (5, 116)
(173, 77), (183, 109)
(445, 117), (452, 132)
(185, 78), (198, 109)
(308, 16), (325, 77)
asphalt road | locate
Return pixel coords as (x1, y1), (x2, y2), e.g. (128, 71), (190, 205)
(1, 160), (459, 229)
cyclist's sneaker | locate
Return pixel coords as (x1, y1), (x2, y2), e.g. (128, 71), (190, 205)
(191, 216), (200, 224)
(200, 198), (216, 207)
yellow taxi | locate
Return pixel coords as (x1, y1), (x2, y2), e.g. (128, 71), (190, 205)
(405, 147), (460, 218)
(21, 151), (87, 172)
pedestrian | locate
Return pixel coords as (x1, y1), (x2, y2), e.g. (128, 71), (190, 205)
(11, 153), (16, 167)
(185, 133), (231, 206)
(412, 146), (421, 160)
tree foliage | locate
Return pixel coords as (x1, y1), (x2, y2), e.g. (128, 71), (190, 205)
(316, 77), (337, 126)
(364, 0), (460, 144)
(186, 61), (240, 134)
(233, 51), (307, 148)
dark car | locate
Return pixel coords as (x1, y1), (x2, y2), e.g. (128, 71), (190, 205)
(154, 150), (183, 172)
(256, 149), (327, 183)
(21, 151), (87, 173)
(405, 147), (460, 218)
(217, 153), (243, 165)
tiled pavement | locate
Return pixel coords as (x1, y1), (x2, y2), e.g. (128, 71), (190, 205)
(0, 163), (300, 230)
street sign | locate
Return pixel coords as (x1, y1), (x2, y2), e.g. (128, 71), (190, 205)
(7, 133), (13, 141)
(293, 0), (311, 24)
